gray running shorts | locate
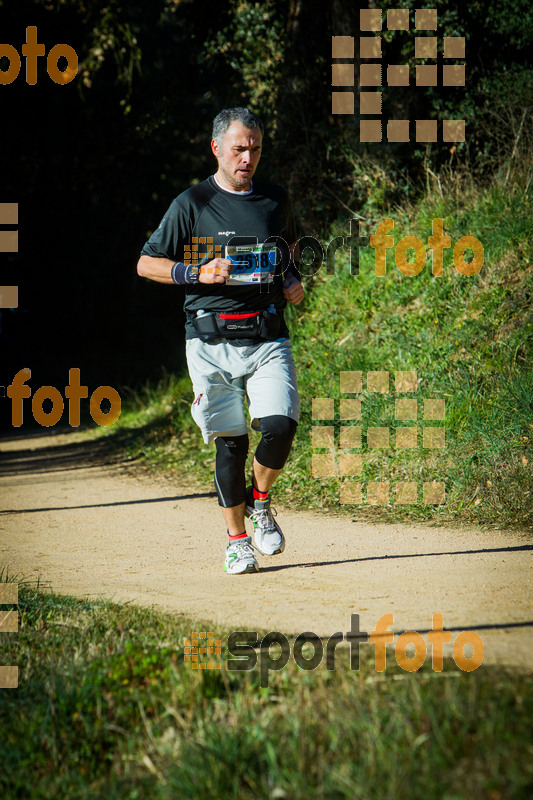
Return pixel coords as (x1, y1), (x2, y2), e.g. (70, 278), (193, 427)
(185, 337), (300, 444)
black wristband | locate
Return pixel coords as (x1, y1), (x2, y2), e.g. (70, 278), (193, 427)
(171, 262), (190, 284)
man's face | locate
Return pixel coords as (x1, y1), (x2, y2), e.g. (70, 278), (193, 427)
(211, 120), (262, 191)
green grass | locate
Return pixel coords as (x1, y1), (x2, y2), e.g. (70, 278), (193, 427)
(102, 169), (533, 530)
(1, 579), (533, 799)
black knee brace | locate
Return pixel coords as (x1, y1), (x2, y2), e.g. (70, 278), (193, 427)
(214, 434), (249, 508)
(255, 415), (298, 470)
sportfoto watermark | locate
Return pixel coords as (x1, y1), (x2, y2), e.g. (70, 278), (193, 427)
(227, 614), (484, 687)
(186, 218), (483, 281)
(5, 368), (121, 427)
(295, 217), (483, 278)
(0, 26), (78, 85)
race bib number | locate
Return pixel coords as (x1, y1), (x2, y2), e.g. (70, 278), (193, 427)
(225, 243), (277, 285)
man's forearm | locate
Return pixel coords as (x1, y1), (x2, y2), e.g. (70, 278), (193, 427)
(137, 254), (232, 285)
(137, 255), (176, 284)
(137, 255), (197, 285)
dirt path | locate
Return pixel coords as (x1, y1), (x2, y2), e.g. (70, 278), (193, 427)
(1, 429), (532, 669)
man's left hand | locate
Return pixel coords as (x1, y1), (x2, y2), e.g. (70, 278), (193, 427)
(283, 275), (304, 305)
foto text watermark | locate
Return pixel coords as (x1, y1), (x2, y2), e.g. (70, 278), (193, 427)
(5, 368), (121, 427)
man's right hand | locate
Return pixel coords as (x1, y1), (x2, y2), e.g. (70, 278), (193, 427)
(199, 258), (233, 284)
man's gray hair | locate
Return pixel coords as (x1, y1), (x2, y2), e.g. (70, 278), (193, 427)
(212, 107), (264, 144)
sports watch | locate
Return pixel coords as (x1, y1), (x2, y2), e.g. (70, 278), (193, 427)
(187, 265), (201, 283)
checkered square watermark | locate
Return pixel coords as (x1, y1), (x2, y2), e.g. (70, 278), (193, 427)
(183, 237), (222, 267)
(0, 583), (19, 689)
(0, 202), (19, 309)
(311, 370), (446, 505)
(184, 631), (222, 670)
(331, 8), (466, 143)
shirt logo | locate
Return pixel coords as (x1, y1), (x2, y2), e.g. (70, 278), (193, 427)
(218, 231), (236, 236)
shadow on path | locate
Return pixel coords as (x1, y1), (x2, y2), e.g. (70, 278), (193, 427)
(258, 544), (533, 572)
(1, 491), (218, 514)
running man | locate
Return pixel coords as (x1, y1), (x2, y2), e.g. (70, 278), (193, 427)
(137, 107), (304, 574)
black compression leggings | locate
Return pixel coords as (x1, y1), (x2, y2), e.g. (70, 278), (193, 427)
(214, 415), (298, 508)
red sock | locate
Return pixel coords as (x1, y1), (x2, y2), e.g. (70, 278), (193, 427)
(252, 484), (269, 501)
(228, 530), (248, 541)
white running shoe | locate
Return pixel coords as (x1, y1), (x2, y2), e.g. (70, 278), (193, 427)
(245, 494), (285, 556)
(224, 535), (259, 574)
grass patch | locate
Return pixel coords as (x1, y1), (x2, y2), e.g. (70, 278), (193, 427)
(1, 580), (533, 799)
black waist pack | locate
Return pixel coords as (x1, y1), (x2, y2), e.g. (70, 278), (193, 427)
(192, 310), (281, 342)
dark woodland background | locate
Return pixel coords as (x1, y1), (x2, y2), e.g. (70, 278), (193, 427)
(1, 0), (531, 395)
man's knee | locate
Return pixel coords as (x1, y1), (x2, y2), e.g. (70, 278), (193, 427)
(255, 415), (298, 470)
(260, 415), (298, 441)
